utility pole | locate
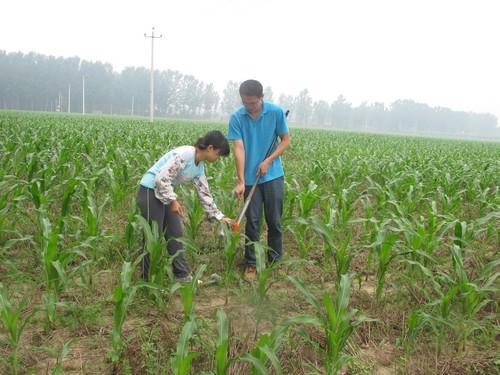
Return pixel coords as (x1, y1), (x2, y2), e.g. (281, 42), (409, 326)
(68, 84), (71, 113)
(57, 92), (62, 112)
(131, 95), (135, 116)
(144, 27), (163, 123)
(82, 76), (86, 115)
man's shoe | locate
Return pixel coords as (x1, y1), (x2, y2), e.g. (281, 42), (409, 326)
(243, 265), (257, 282)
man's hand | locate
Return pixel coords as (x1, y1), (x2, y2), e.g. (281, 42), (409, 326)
(234, 181), (245, 200)
(170, 200), (184, 215)
(257, 159), (270, 177)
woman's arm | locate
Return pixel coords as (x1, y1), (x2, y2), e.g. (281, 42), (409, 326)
(193, 174), (224, 221)
(154, 154), (186, 205)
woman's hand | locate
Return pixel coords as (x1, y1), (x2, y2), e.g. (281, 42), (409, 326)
(221, 216), (239, 232)
(221, 216), (234, 225)
(170, 200), (184, 215)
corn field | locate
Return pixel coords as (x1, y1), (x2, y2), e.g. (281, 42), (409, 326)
(0, 111), (498, 374)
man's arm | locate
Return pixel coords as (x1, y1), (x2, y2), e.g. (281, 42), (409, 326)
(233, 139), (246, 199)
(258, 133), (291, 176)
(266, 133), (290, 163)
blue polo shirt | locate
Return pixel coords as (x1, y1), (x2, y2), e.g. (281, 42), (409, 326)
(227, 101), (289, 186)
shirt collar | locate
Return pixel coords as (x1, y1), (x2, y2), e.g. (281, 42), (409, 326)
(241, 100), (269, 118)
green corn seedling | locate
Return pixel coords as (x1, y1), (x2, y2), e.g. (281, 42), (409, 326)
(253, 242), (276, 340)
(0, 189), (9, 242)
(404, 245), (498, 354)
(369, 222), (398, 301)
(57, 178), (77, 233)
(170, 318), (199, 375)
(0, 284), (33, 375)
(37, 207), (82, 325)
(288, 274), (373, 375)
(182, 187), (204, 241)
(43, 339), (73, 375)
(286, 217), (313, 258)
(449, 245), (496, 351)
(81, 182), (109, 258)
(106, 166), (126, 209)
(124, 201), (139, 259)
(52, 342), (72, 375)
(213, 189), (238, 221)
(307, 216), (355, 283)
(402, 258), (457, 356)
(214, 308), (230, 375)
(221, 226), (239, 304)
(171, 264), (207, 322)
(28, 179), (46, 210)
(110, 261), (139, 362)
(335, 183), (358, 229)
(136, 215), (169, 303)
(240, 324), (288, 375)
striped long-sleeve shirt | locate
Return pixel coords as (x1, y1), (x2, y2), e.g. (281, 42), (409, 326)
(140, 145), (224, 221)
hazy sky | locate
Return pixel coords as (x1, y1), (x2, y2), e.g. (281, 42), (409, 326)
(2, 0), (499, 119)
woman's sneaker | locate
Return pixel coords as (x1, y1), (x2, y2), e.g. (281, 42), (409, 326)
(175, 274), (193, 284)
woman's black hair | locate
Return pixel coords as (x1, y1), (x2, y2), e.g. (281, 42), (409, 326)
(194, 130), (230, 156)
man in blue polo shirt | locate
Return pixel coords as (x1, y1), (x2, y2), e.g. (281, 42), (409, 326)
(227, 79), (291, 281)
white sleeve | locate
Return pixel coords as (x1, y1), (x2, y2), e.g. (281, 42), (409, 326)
(193, 174), (224, 221)
(154, 154), (186, 204)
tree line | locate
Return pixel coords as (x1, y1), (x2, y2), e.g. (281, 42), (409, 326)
(0, 50), (498, 137)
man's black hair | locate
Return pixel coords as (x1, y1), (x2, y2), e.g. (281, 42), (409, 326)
(239, 79), (263, 97)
